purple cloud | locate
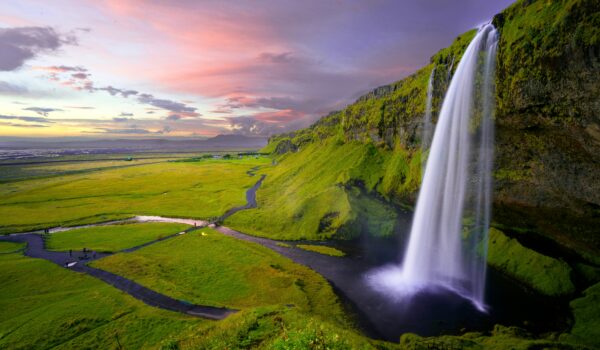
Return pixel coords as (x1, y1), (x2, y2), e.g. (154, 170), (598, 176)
(0, 27), (76, 71)
(98, 86), (138, 98)
(71, 72), (89, 79)
(23, 107), (62, 116)
(0, 114), (53, 123)
(166, 114), (182, 121)
(137, 93), (200, 117)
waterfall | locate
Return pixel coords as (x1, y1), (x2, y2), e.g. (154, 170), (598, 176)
(368, 23), (498, 312)
(447, 56), (455, 82)
(421, 67), (435, 154)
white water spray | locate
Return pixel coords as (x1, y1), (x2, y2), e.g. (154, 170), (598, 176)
(368, 23), (498, 311)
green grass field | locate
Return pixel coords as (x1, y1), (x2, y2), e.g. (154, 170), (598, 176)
(0, 240), (389, 350)
(0, 237), (386, 349)
(0, 157), (269, 234)
(0, 153), (195, 182)
(0, 241), (25, 253)
(46, 222), (190, 253)
(296, 244), (346, 257)
(91, 228), (346, 319)
(0, 242), (206, 349)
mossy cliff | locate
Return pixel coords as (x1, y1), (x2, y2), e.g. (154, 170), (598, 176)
(250, 0), (599, 263)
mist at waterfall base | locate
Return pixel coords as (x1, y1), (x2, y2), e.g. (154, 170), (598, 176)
(367, 24), (498, 312)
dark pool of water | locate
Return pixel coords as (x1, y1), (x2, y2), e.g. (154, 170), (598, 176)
(317, 234), (571, 341)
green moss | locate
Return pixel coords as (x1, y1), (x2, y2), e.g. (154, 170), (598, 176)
(296, 244), (345, 257)
(400, 324), (583, 350)
(380, 144), (422, 200)
(495, 0), (600, 119)
(227, 139), (407, 240)
(561, 282), (600, 348)
(574, 263), (600, 285)
(487, 228), (575, 296)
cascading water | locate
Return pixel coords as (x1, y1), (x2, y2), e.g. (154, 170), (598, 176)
(421, 67), (435, 154)
(447, 56), (455, 82)
(368, 23), (498, 312)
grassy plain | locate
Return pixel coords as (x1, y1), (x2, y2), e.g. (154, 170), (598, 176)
(0, 157), (269, 234)
(0, 153), (192, 182)
(296, 244), (346, 257)
(0, 240), (387, 350)
(46, 222), (190, 253)
(91, 228), (346, 319)
(0, 241), (25, 253)
(0, 243), (205, 349)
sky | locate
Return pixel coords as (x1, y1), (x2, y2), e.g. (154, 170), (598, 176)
(0, 0), (514, 139)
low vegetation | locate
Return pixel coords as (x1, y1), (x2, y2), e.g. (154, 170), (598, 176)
(173, 306), (392, 350)
(296, 244), (346, 257)
(562, 281), (600, 348)
(46, 222), (190, 253)
(0, 241), (25, 253)
(0, 154), (189, 182)
(0, 244), (205, 349)
(226, 141), (402, 240)
(0, 157), (268, 234)
(91, 228), (347, 321)
(487, 228), (575, 296)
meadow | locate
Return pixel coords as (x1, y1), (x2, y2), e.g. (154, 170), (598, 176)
(91, 228), (345, 314)
(296, 244), (346, 257)
(46, 222), (190, 253)
(0, 156), (269, 234)
(0, 241), (206, 349)
(0, 239), (392, 349)
(0, 153), (193, 182)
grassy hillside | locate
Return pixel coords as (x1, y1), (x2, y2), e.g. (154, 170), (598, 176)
(227, 141), (410, 240)
(241, 0), (600, 261)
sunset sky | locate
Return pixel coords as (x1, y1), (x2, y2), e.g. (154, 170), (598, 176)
(0, 0), (513, 138)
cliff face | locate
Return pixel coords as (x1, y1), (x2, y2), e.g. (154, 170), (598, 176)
(492, 0), (600, 259)
(259, 0), (599, 259)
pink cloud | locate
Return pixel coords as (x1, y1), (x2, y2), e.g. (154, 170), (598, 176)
(253, 109), (305, 123)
